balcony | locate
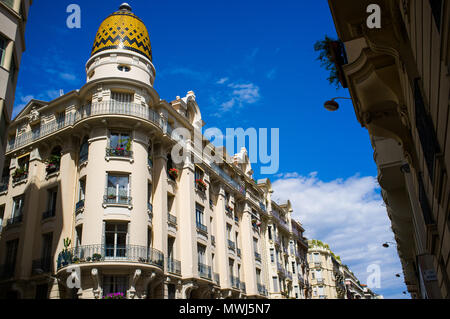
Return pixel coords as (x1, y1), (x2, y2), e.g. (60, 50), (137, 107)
(42, 210), (56, 220)
(56, 245), (164, 270)
(103, 194), (132, 206)
(12, 171), (28, 184)
(257, 283), (268, 296)
(196, 222), (208, 235)
(6, 102), (167, 153)
(259, 202), (266, 212)
(168, 213), (177, 226)
(230, 275), (240, 289)
(228, 240), (235, 251)
(254, 252), (261, 262)
(45, 163), (60, 176)
(75, 199), (85, 212)
(166, 258), (181, 275)
(198, 263), (212, 280)
(6, 215), (23, 226)
(106, 147), (133, 159)
(210, 163), (246, 196)
(32, 256), (53, 274)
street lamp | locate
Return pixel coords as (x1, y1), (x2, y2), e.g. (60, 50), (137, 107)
(323, 97), (352, 111)
(382, 241), (396, 248)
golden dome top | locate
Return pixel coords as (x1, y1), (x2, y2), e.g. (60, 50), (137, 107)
(91, 4), (152, 61)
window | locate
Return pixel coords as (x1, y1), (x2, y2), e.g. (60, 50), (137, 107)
(235, 232), (239, 249)
(106, 174), (130, 204)
(197, 244), (206, 265)
(75, 226), (82, 248)
(45, 188), (57, 218)
(195, 166), (204, 181)
(79, 137), (89, 164)
(196, 204), (205, 226)
(268, 226), (272, 240)
(168, 237), (175, 260)
(0, 205), (4, 233)
(78, 179), (86, 202)
(108, 131), (132, 157)
(167, 284), (176, 299)
(117, 65), (131, 72)
(253, 237), (259, 254)
(270, 249), (275, 263)
(0, 0), (15, 10)
(41, 233), (53, 271)
(229, 259), (234, 276)
(147, 183), (153, 211)
(105, 223), (128, 258)
(5, 239), (19, 272)
(0, 35), (6, 67)
(103, 276), (128, 296)
(256, 268), (261, 284)
(12, 195), (24, 219)
(292, 262), (296, 274)
(226, 224), (232, 240)
(272, 276), (279, 292)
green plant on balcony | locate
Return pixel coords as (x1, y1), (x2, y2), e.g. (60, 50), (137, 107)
(45, 154), (61, 174)
(12, 167), (27, 181)
(57, 238), (72, 267)
(314, 36), (348, 89)
(92, 253), (102, 262)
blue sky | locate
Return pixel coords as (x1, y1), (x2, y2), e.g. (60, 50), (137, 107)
(14, 0), (409, 298)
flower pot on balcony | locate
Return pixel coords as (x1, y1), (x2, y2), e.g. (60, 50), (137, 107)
(168, 168), (178, 180)
(196, 179), (207, 191)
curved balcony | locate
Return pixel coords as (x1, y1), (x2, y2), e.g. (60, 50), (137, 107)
(6, 101), (167, 153)
(56, 244), (164, 272)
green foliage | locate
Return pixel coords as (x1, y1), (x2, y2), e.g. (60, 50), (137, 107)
(314, 35), (341, 88)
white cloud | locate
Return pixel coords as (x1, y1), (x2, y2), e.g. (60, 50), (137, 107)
(271, 172), (409, 298)
(216, 77), (229, 84)
(219, 82), (260, 112)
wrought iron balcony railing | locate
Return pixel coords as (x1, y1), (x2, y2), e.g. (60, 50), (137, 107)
(12, 172), (28, 184)
(42, 210), (56, 220)
(168, 213), (177, 226)
(103, 195), (132, 206)
(230, 275), (240, 289)
(166, 258), (181, 275)
(7, 102), (166, 153)
(56, 244), (164, 270)
(75, 199), (85, 212)
(196, 222), (208, 235)
(6, 215), (23, 226)
(228, 240), (235, 251)
(257, 283), (268, 296)
(198, 262), (212, 280)
(210, 163), (246, 196)
(106, 147), (133, 158)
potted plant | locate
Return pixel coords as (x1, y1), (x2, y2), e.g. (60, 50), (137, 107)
(314, 36), (348, 88)
(168, 168), (178, 180)
(225, 205), (233, 214)
(12, 167), (26, 182)
(45, 154), (61, 174)
(103, 292), (126, 299)
(196, 179), (207, 191)
(92, 253), (102, 262)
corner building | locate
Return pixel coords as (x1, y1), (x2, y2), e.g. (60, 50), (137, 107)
(0, 4), (309, 299)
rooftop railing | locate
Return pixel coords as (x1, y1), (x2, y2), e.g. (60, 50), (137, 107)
(56, 244), (164, 270)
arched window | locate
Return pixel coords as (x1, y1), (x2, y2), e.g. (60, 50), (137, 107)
(46, 146), (62, 174)
(79, 137), (89, 164)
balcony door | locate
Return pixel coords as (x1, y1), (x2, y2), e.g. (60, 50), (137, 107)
(105, 223), (128, 259)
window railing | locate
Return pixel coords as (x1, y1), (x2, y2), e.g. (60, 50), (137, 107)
(228, 240), (235, 251)
(106, 147), (133, 158)
(196, 222), (208, 235)
(214, 273), (220, 285)
(6, 215), (22, 226)
(75, 199), (85, 212)
(198, 262), (212, 280)
(12, 171), (28, 184)
(230, 275), (240, 289)
(42, 210), (56, 220)
(257, 283), (268, 296)
(6, 102), (165, 153)
(168, 213), (177, 226)
(167, 258), (181, 275)
(57, 245), (164, 270)
(32, 256), (53, 274)
(103, 194), (132, 206)
(46, 163), (60, 175)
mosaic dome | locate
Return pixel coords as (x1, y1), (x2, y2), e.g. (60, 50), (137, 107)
(91, 3), (152, 61)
